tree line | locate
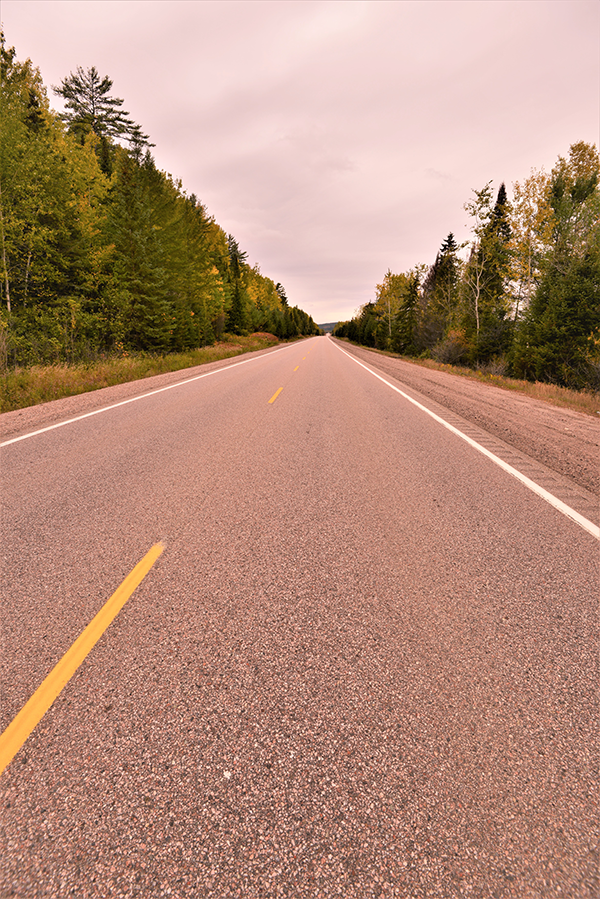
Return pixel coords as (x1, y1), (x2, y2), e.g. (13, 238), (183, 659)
(0, 36), (320, 368)
(334, 142), (600, 391)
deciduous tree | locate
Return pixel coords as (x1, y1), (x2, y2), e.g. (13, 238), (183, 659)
(512, 142), (600, 387)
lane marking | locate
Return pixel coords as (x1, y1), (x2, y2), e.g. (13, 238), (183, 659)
(268, 387), (284, 404)
(0, 543), (164, 777)
(333, 343), (600, 540)
(1, 344), (297, 448)
(294, 366), (299, 372)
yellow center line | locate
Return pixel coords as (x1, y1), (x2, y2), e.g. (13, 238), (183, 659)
(293, 366), (299, 371)
(0, 543), (164, 777)
(268, 387), (283, 404)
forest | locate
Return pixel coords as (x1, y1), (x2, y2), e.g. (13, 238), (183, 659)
(334, 142), (600, 392)
(0, 35), (320, 372)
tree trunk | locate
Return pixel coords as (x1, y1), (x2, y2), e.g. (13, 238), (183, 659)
(0, 176), (11, 313)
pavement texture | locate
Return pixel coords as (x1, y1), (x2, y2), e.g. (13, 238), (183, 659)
(1, 336), (598, 898)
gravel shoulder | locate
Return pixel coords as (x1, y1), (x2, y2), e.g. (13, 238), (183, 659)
(334, 339), (600, 498)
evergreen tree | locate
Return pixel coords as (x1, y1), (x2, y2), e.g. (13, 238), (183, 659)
(106, 149), (172, 352)
(226, 235), (249, 333)
(275, 282), (288, 306)
(392, 272), (420, 355)
(420, 233), (461, 349)
(0, 37), (391, 368)
(53, 66), (152, 149)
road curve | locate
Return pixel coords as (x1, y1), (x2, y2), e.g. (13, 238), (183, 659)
(1, 335), (598, 898)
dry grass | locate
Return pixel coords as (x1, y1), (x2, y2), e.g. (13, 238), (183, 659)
(410, 357), (600, 417)
(0, 333), (280, 413)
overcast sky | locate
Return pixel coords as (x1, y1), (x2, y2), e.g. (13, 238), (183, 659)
(2, 0), (598, 322)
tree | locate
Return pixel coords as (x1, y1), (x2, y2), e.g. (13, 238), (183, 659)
(0, 35), (111, 364)
(509, 168), (554, 321)
(226, 235), (249, 334)
(53, 66), (151, 151)
(0, 31), (48, 314)
(547, 141), (599, 265)
(275, 282), (288, 306)
(0, 37), (334, 365)
(512, 142), (600, 387)
(392, 271), (420, 355)
(105, 148), (172, 352)
(461, 182), (512, 364)
(373, 270), (409, 348)
(420, 232), (461, 348)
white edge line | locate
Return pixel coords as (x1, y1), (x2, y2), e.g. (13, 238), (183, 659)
(1, 343), (294, 448)
(333, 342), (600, 541)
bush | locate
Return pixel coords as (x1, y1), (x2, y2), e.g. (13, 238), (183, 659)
(431, 329), (469, 364)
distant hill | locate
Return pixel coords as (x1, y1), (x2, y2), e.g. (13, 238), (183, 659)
(317, 322), (338, 333)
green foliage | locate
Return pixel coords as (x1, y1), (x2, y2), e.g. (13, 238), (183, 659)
(512, 243), (600, 388)
(511, 143), (600, 388)
(225, 235), (249, 334)
(392, 272), (420, 355)
(420, 233), (461, 348)
(460, 182), (512, 364)
(0, 37), (317, 374)
(372, 270), (409, 349)
(342, 145), (599, 392)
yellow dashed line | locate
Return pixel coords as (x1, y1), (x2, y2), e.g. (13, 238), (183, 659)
(268, 388), (283, 404)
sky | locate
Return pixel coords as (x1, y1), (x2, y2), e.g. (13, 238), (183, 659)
(1, 0), (598, 323)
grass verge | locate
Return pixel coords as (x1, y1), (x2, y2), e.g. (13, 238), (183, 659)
(0, 333), (279, 414)
(338, 341), (600, 418)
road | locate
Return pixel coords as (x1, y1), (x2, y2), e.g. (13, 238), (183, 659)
(335, 342), (600, 498)
(1, 335), (598, 898)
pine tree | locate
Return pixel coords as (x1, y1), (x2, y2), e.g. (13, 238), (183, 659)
(392, 272), (420, 355)
(106, 149), (172, 352)
(420, 233), (461, 348)
(226, 235), (249, 333)
(275, 282), (288, 306)
(53, 66), (151, 148)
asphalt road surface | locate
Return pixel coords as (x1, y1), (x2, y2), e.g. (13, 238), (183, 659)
(1, 336), (598, 898)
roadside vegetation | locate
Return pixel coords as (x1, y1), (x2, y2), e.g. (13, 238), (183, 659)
(0, 37), (320, 386)
(334, 142), (600, 397)
(0, 333), (286, 413)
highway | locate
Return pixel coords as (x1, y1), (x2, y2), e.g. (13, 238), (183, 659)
(1, 335), (598, 898)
